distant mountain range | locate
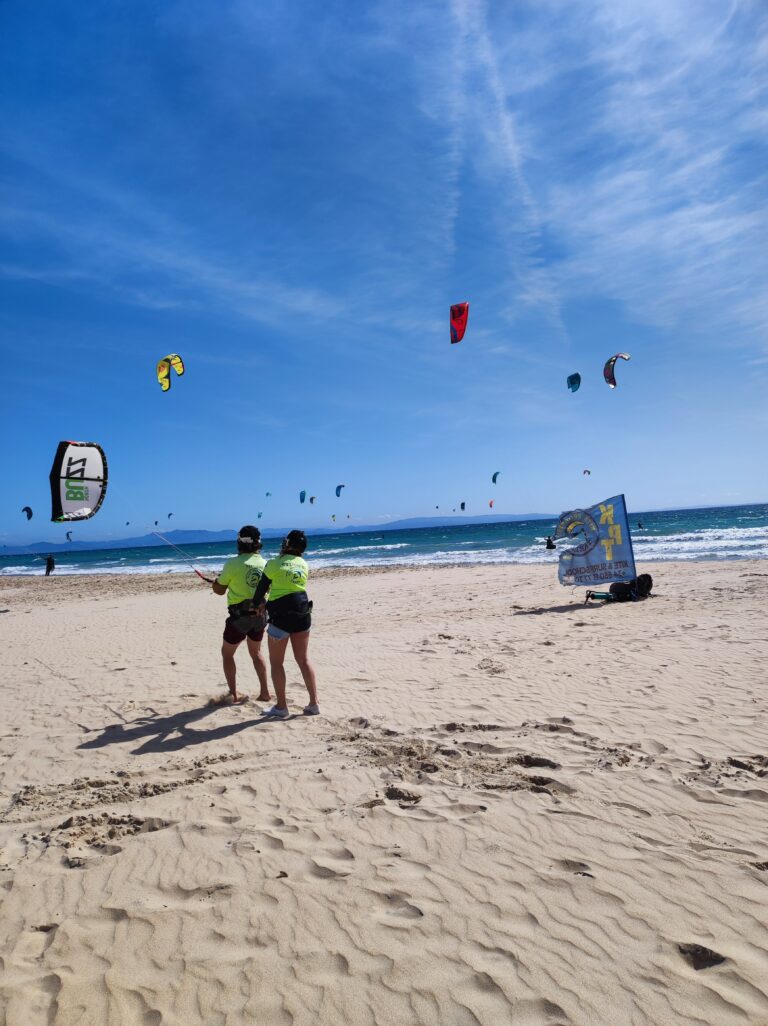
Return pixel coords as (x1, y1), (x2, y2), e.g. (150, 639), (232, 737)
(1, 513), (555, 556)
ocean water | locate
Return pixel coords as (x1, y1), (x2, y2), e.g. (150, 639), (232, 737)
(2, 503), (766, 577)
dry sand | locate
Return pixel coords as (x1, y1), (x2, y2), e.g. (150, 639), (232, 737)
(1, 561), (767, 1026)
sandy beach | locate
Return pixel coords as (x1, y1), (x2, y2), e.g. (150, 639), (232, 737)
(1, 561), (767, 1026)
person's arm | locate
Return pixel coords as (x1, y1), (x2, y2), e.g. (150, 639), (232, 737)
(251, 572), (272, 609)
(212, 564), (229, 596)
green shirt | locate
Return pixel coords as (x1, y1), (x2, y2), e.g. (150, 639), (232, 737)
(263, 554), (309, 601)
(217, 553), (266, 606)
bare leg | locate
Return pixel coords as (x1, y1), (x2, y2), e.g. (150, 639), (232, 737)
(221, 640), (247, 703)
(289, 630), (318, 706)
(268, 634), (290, 710)
(246, 635), (271, 701)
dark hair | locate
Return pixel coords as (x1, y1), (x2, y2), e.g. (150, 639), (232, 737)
(237, 525), (262, 553)
(281, 529), (307, 555)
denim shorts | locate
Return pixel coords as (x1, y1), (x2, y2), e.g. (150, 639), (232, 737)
(267, 622), (311, 640)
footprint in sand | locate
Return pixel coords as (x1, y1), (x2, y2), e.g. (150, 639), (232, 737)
(371, 890), (423, 924)
(554, 858), (594, 878)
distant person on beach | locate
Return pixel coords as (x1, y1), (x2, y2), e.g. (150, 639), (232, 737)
(44, 554), (55, 576)
(545, 536), (556, 550)
(252, 529), (319, 719)
(211, 525), (271, 705)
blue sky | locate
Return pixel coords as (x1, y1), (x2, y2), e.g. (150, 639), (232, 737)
(2, 0), (767, 544)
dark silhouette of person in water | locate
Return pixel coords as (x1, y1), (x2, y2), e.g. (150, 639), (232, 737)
(45, 554), (55, 576)
(637, 521), (644, 529)
(545, 536), (556, 550)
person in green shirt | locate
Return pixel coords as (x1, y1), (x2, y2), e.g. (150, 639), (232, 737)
(251, 529), (319, 718)
(211, 525), (270, 705)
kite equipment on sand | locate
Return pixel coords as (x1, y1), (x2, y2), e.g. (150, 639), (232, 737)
(555, 494), (636, 588)
(450, 302), (469, 344)
(157, 353), (185, 392)
(567, 373), (581, 392)
(603, 353), (631, 389)
(49, 442), (108, 522)
(22, 506), (33, 520)
(584, 574), (653, 604)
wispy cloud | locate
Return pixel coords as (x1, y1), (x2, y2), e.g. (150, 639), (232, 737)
(450, 0), (568, 337)
(533, 0), (768, 343)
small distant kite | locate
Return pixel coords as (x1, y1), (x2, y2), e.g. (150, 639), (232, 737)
(310, 496), (316, 505)
(125, 521), (130, 526)
(567, 373), (581, 393)
(156, 353), (185, 392)
(49, 441), (108, 522)
(21, 506), (33, 520)
(266, 492), (272, 498)
(154, 520), (159, 526)
(300, 490), (307, 504)
(489, 499), (495, 509)
(168, 513), (174, 519)
(583, 469), (591, 476)
(331, 515), (336, 522)
(257, 512), (263, 519)
(460, 502), (466, 511)
(450, 302), (469, 344)
(335, 484), (345, 498)
(603, 353), (631, 389)
(66, 531), (73, 542)
(492, 471), (501, 484)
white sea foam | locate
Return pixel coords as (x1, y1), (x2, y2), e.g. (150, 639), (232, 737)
(2, 521), (766, 575)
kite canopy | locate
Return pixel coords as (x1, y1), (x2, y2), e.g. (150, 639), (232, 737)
(489, 499), (494, 509)
(450, 302), (469, 344)
(299, 490), (306, 504)
(266, 492), (272, 497)
(21, 506), (33, 520)
(168, 512), (174, 519)
(583, 469), (591, 476)
(567, 373), (581, 392)
(603, 352), (631, 388)
(310, 496), (316, 505)
(460, 501), (466, 511)
(157, 353), (185, 392)
(492, 471), (500, 484)
(66, 531), (73, 542)
(331, 514), (336, 522)
(49, 441), (108, 522)
(335, 484), (345, 498)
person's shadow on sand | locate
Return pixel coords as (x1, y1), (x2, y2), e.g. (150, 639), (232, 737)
(77, 704), (296, 756)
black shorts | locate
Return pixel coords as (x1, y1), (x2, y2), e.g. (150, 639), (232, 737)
(223, 606), (266, 645)
(267, 593), (312, 635)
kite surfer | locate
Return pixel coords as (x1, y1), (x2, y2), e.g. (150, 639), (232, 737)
(45, 554), (55, 576)
(251, 530), (319, 719)
(211, 526), (271, 705)
(545, 536), (556, 550)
